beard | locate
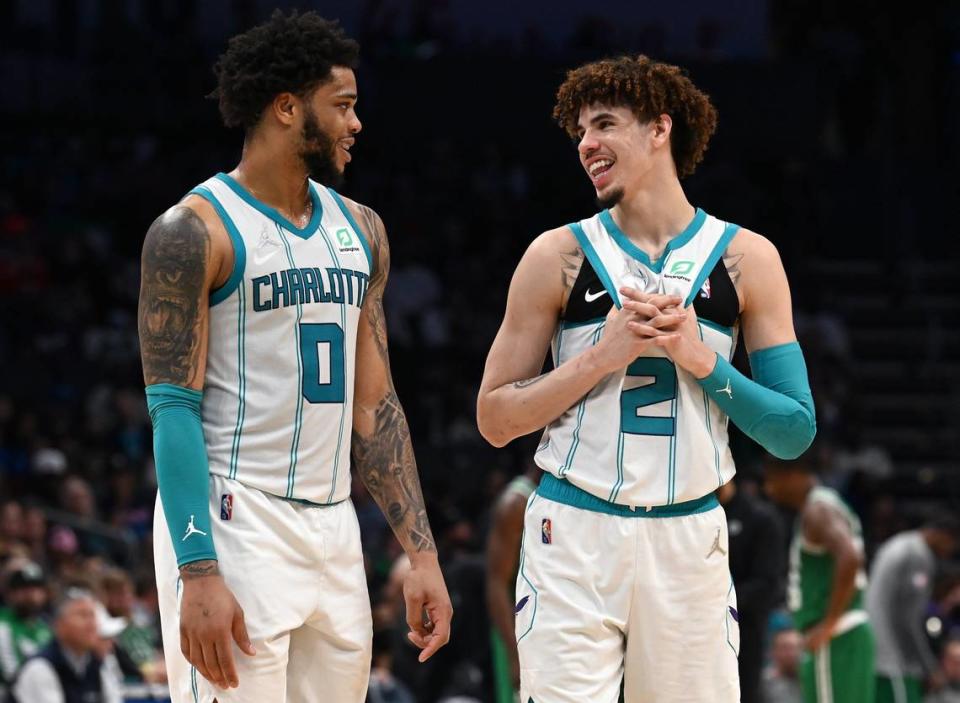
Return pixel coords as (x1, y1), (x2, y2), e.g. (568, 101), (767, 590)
(596, 186), (625, 210)
(300, 107), (343, 187)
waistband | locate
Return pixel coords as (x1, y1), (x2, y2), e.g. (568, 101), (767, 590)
(538, 473), (719, 518)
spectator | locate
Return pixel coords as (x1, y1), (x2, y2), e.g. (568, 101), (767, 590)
(99, 569), (158, 671)
(8, 589), (122, 703)
(926, 639), (960, 703)
(0, 562), (51, 688)
(762, 627), (803, 703)
(868, 513), (960, 702)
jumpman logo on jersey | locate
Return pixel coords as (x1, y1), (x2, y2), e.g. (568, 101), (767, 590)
(706, 528), (727, 558)
(253, 227), (281, 265)
(182, 515), (207, 542)
(716, 379), (733, 399)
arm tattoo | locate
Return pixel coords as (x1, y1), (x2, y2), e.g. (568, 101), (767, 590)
(138, 206), (210, 386)
(179, 560), (219, 579)
(513, 374), (547, 389)
(560, 246), (585, 293)
(722, 248), (743, 289)
(350, 201), (437, 554)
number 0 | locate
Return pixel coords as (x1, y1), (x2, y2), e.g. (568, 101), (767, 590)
(300, 323), (345, 404)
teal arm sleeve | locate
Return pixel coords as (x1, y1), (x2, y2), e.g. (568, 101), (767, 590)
(146, 383), (217, 567)
(695, 341), (816, 459)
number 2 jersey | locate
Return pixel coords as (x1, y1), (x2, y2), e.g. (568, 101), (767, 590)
(189, 173), (372, 505)
(535, 207), (742, 507)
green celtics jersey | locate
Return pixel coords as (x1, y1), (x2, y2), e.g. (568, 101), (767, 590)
(788, 486), (867, 631)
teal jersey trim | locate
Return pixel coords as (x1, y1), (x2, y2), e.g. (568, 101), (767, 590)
(599, 207), (706, 272)
(560, 316), (606, 330)
(684, 222), (740, 307)
(698, 324), (724, 487)
(189, 186), (247, 306)
(568, 223), (622, 308)
(276, 225), (306, 498)
(214, 172), (323, 239)
(539, 473), (719, 517)
(698, 318), (734, 337)
(228, 274), (247, 480)
(668, 395), (677, 503)
(326, 187), (375, 273)
(516, 494), (540, 644)
(317, 222), (350, 504)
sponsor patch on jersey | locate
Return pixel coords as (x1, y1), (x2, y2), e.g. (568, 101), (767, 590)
(541, 518), (552, 545)
(700, 279), (711, 299)
(220, 493), (233, 521)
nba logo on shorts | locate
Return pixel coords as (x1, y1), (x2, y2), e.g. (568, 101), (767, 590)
(699, 279), (712, 299)
(220, 494), (233, 521)
(541, 518), (552, 544)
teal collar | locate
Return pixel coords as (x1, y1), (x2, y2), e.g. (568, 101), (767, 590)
(215, 172), (323, 239)
(599, 207), (706, 272)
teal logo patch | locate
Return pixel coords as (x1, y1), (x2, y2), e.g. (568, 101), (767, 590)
(669, 260), (695, 276)
(335, 228), (353, 247)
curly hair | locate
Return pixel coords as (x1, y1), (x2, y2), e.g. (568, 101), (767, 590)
(553, 55), (718, 178)
(211, 10), (360, 131)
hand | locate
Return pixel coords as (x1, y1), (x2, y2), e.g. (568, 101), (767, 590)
(804, 621), (834, 652)
(403, 554), (453, 662)
(178, 561), (256, 689)
(625, 297), (716, 379)
(592, 289), (686, 373)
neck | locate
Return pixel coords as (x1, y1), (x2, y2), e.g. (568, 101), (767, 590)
(232, 134), (312, 220)
(608, 173), (694, 260)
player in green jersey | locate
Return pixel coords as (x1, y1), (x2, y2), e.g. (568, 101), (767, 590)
(764, 453), (875, 703)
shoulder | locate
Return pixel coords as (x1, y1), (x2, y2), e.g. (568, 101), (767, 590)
(336, 194), (386, 245)
(144, 196), (228, 254)
(727, 227), (781, 263)
(16, 654), (58, 682)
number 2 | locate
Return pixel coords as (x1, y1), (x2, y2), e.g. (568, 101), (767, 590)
(620, 357), (677, 436)
(299, 323), (345, 403)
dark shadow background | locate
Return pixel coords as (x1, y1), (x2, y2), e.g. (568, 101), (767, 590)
(1, 1), (959, 701)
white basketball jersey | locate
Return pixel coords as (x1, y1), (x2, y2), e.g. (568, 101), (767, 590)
(535, 208), (741, 507)
(189, 173), (373, 504)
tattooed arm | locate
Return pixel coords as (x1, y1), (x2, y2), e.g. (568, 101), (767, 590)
(347, 199), (452, 661)
(138, 200), (253, 689)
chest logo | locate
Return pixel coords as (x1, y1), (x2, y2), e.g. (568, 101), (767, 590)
(669, 260), (695, 276)
(584, 288), (608, 303)
(336, 228), (353, 247)
(254, 227), (281, 265)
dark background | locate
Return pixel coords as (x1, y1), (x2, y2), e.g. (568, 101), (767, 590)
(1, 1), (959, 701)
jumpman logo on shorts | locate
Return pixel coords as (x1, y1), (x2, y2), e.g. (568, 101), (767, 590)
(716, 379), (733, 399)
(182, 515), (208, 542)
(706, 528), (727, 558)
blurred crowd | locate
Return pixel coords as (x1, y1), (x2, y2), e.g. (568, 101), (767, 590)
(1, 0), (958, 701)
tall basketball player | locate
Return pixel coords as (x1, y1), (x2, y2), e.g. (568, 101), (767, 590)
(138, 11), (452, 702)
(477, 55), (817, 702)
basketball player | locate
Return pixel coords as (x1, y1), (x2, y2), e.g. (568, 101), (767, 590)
(477, 55), (817, 702)
(485, 458), (540, 702)
(138, 11), (452, 702)
(764, 453), (875, 703)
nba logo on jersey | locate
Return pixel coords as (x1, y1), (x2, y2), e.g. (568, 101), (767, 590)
(541, 518), (552, 544)
(220, 494), (233, 521)
(700, 279), (712, 299)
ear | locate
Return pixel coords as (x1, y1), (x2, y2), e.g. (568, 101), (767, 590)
(652, 114), (672, 145)
(271, 92), (299, 128)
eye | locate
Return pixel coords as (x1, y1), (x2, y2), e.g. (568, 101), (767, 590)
(599, 120), (613, 130)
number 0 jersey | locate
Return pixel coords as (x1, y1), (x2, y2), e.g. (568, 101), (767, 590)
(190, 173), (373, 505)
(535, 208), (741, 507)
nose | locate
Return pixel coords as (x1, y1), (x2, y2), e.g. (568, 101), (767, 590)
(350, 113), (362, 134)
(578, 132), (599, 160)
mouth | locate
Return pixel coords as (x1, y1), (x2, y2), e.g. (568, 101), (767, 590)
(338, 139), (354, 163)
(586, 158), (615, 189)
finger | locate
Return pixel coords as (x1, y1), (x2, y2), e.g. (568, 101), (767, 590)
(200, 639), (226, 689)
(404, 591), (429, 637)
(626, 322), (667, 337)
(646, 294), (683, 309)
(651, 334), (681, 347)
(216, 637), (239, 689)
(418, 608), (451, 662)
(649, 313), (686, 329)
(188, 636), (214, 688)
(407, 630), (430, 649)
(232, 609), (257, 657)
(621, 300), (661, 319)
(618, 286), (649, 303)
